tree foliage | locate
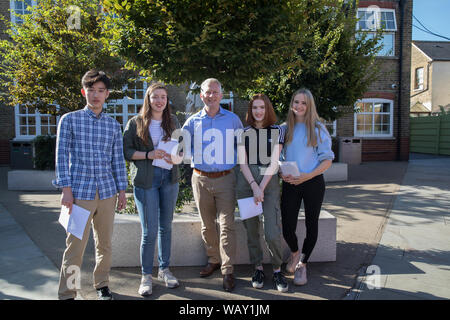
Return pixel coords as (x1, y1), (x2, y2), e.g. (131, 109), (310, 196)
(248, 1), (383, 121)
(0, 0), (135, 114)
(102, 0), (309, 92)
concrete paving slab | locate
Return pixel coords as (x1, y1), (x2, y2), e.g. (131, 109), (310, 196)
(0, 204), (60, 300)
(357, 156), (450, 300)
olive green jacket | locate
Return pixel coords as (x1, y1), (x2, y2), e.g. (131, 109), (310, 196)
(123, 114), (180, 188)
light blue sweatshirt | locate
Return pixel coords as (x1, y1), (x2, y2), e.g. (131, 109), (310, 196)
(283, 122), (335, 174)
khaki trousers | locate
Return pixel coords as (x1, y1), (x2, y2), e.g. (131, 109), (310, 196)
(236, 164), (283, 270)
(58, 192), (117, 300)
(192, 170), (237, 275)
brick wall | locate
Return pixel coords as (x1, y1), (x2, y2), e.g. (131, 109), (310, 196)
(0, 0), (14, 165)
(410, 43), (432, 110)
(336, 0), (411, 162)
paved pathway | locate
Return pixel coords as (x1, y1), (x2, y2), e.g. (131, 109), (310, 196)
(355, 157), (450, 299)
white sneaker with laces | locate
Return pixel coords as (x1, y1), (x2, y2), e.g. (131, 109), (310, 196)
(294, 263), (307, 286)
(158, 268), (179, 288)
(286, 253), (301, 274)
(138, 274), (152, 296)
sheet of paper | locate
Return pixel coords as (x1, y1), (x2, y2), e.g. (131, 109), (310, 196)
(237, 197), (263, 220)
(58, 204), (91, 240)
(152, 138), (180, 170)
(278, 161), (301, 177)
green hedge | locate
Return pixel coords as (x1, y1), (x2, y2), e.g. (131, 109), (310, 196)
(33, 135), (56, 170)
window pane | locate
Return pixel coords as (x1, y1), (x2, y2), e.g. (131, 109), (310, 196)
(20, 117), (28, 125)
(28, 117), (36, 125)
(42, 127), (49, 135)
(128, 105), (135, 113)
(357, 114), (364, 124)
(382, 115), (390, 124)
(374, 114), (382, 124)
(41, 117), (49, 125)
(116, 116), (123, 125)
(382, 103), (390, 113)
(374, 124), (381, 133)
(364, 123), (373, 134)
(382, 125), (390, 133)
(28, 106), (36, 114)
(20, 126), (28, 135)
(379, 34), (394, 56)
(116, 104), (123, 113)
(364, 103), (373, 112)
(50, 126), (57, 135)
(363, 114), (372, 125)
(374, 103), (382, 112)
(29, 126), (36, 135)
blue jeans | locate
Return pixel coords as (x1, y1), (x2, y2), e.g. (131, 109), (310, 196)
(134, 167), (179, 275)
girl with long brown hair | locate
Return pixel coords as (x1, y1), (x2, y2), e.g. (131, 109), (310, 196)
(123, 82), (180, 296)
(236, 94), (288, 292)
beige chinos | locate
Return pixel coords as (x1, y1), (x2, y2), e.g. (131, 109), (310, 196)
(58, 192), (117, 300)
(192, 171), (237, 275)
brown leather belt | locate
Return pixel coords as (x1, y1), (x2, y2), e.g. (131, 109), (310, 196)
(194, 168), (232, 178)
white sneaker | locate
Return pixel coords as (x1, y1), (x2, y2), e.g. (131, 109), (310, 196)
(138, 274), (152, 296)
(286, 253), (301, 274)
(158, 268), (179, 288)
(294, 263), (307, 286)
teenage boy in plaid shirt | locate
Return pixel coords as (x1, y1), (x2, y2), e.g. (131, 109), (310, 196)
(53, 70), (127, 300)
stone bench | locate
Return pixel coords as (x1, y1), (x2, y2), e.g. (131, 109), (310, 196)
(8, 170), (56, 191)
(111, 210), (336, 268)
(6, 162), (347, 192)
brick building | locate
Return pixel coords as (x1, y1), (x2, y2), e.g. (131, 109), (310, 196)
(334, 0), (412, 161)
(0, 0), (412, 166)
(410, 41), (450, 117)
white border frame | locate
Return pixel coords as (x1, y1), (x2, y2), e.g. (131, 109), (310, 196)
(353, 98), (394, 138)
(356, 8), (397, 32)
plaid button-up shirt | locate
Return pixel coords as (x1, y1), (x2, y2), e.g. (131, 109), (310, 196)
(52, 106), (128, 200)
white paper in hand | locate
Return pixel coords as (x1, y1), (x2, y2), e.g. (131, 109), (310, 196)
(152, 138), (179, 170)
(58, 204), (91, 240)
(278, 161), (301, 177)
(237, 197), (263, 220)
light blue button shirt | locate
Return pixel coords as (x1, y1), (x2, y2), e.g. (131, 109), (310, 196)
(283, 122), (334, 174)
(182, 107), (243, 172)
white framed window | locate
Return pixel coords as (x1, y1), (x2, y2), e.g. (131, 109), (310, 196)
(324, 120), (337, 137)
(105, 79), (148, 130)
(354, 99), (393, 137)
(357, 8), (397, 57)
(15, 105), (59, 140)
(10, 0), (37, 24)
(415, 67), (424, 90)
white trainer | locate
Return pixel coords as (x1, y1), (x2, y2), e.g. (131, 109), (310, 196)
(294, 263), (308, 286)
(158, 268), (179, 288)
(138, 274), (152, 296)
(286, 253), (301, 274)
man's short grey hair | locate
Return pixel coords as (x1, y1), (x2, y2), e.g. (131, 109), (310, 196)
(200, 78), (222, 93)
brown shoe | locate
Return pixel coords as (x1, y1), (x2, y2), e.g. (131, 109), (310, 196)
(199, 263), (221, 278)
(223, 274), (235, 292)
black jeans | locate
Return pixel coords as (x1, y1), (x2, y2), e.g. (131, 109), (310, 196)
(280, 174), (325, 264)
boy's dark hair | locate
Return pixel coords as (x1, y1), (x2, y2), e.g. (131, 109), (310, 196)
(81, 70), (111, 89)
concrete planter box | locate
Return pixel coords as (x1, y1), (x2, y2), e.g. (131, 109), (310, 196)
(111, 210), (336, 268)
(324, 162), (348, 182)
(8, 170), (56, 191)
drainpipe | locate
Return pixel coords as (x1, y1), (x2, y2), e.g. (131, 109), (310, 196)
(396, 0), (405, 161)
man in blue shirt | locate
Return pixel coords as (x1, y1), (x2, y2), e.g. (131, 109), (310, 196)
(182, 78), (243, 292)
(53, 70), (127, 300)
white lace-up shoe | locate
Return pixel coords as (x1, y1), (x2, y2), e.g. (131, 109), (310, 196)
(286, 253), (301, 274)
(138, 274), (152, 296)
(158, 268), (179, 288)
(294, 263), (308, 286)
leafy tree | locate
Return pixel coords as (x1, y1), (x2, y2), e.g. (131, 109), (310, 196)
(0, 0), (135, 115)
(102, 0), (310, 92)
(248, 1), (383, 121)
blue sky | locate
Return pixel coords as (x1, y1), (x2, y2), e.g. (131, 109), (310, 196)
(412, 0), (450, 41)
